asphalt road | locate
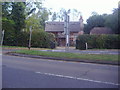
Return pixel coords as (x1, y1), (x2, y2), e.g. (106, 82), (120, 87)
(2, 54), (120, 88)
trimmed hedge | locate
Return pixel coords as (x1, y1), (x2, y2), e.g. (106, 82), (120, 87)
(76, 34), (120, 50)
(3, 30), (56, 49)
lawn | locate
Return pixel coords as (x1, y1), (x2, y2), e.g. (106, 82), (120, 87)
(14, 50), (119, 61)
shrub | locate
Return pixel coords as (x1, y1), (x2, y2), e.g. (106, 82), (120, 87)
(76, 35), (88, 50)
(31, 30), (56, 49)
(76, 34), (120, 50)
(3, 29), (56, 49)
(47, 33), (56, 49)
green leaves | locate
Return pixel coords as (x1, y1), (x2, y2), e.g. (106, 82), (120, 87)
(31, 30), (56, 48)
(104, 9), (119, 34)
(11, 2), (26, 31)
(2, 2), (26, 46)
(84, 8), (119, 34)
(2, 1), (54, 48)
(76, 35), (120, 50)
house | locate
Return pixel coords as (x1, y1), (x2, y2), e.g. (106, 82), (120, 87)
(45, 16), (84, 46)
(90, 27), (114, 35)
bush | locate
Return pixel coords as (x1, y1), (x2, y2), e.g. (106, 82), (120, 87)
(47, 33), (56, 49)
(76, 35), (88, 50)
(31, 30), (56, 49)
(3, 30), (29, 47)
(3, 29), (56, 49)
(76, 34), (120, 50)
(3, 18), (16, 46)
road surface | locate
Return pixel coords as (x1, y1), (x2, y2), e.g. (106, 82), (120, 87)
(41, 49), (119, 55)
(2, 54), (119, 88)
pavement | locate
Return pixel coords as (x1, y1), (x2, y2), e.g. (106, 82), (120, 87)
(41, 47), (120, 55)
(2, 54), (120, 88)
(2, 47), (120, 55)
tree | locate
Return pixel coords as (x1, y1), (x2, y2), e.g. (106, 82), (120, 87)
(71, 9), (81, 21)
(11, 2), (26, 32)
(24, 0), (51, 33)
(25, 13), (41, 32)
(2, 2), (11, 18)
(50, 8), (81, 21)
(25, 8), (49, 30)
(104, 8), (119, 34)
(2, 2), (16, 45)
(11, 2), (26, 45)
(39, 8), (49, 30)
(84, 14), (105, 34)
(51, 12), (57, 21)
(2, 17), (16, 46)
(54, 8), (66, 21)
(2, 1), (51, 46)
(2, 2), (13, 29)
(91, 11), (98, 16)
(84, 7), (119, 34)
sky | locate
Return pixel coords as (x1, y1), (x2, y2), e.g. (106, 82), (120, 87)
(43, 0), (119, 23)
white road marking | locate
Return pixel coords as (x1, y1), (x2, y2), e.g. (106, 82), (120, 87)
(35, 71), (120, 86)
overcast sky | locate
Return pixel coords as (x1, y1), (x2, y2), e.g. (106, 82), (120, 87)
(43, 0), (119, 23)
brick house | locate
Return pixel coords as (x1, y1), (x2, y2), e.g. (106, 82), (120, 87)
(45, 16), (84, 46)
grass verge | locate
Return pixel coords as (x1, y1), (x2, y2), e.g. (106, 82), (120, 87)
(13, 50), (119, 61)
(2, 46), (50, 50)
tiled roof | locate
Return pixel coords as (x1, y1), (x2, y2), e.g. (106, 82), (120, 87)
(45, 21), (81, 32)
(90, 27), (114, 34)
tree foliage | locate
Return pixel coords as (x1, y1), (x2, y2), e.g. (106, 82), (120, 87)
(84, 15), (105, 34)
(2, 1), (54, 48)
(2, 2), (26, 46)
(104, 8), (119, 34)
(11, 2), (26, 30)
(25, 1), (50, 30)
(76, 35), (120, 50)
(51, 12), (57, 21)
(50, 8), (81, 21)
(84, 8), (119, 34)
(71, 9), (81, 21)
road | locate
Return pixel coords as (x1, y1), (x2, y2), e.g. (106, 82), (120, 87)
(2, 54), (119, 88)
(41, 49), (120, 55)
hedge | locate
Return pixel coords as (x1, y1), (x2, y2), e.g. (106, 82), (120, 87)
(76, 34), (120, 50)
(31, 30), (56, 49)
(3, 30), (56, 49)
